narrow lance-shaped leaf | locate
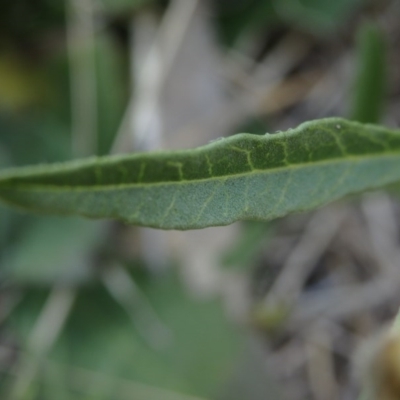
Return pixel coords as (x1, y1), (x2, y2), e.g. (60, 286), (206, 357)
(351, 22), (387, 124)
(0, 118), (400, 230)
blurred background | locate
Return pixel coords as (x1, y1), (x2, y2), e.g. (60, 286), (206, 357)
(0, 0), (399, 399)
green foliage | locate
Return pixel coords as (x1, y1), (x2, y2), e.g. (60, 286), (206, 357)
(273, 0), (366, 35)
(0, 115), (71, 166)
(0, 119), (399, 230)
(351, 23), (387, 124)
(214, 0), (366, 45)
(221, 222), (271, 270)
(0, 0), (64, 45)
(97, 0), (154, 15)
(8, 271), (244, 399)
(94, 34), (128, 156)
(3, 216), (103, 284)
(214, 0), (278, 45)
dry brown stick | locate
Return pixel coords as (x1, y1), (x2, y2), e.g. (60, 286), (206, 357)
(361, 192), (400, 278)
(175, 31), (314, 142)
(288, 276), (400, 330)
(7, 287), (76, 400)
(67, 0), (98, 157)
(304, 328), (338, 400)
(0, 292), (22, 325)
(101, 264), (173, 350)
(264, 205), (348, 308)
(113, 0), (202, 273)
(113, 0), (200, 153)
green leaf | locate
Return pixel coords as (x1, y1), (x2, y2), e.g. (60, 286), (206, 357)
(214, 0), (278, 46)
(221, 222), (271, 270)
(273, 0), (365, 35)
(0, 118), (400, 230)
(8, 271), (244, 399)
(3, 216), (103, 284)
(351, 22), (387, 124)
(96, 0), (153, 15)
(94, 34), (128, 156)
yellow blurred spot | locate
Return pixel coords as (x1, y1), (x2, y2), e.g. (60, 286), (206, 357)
(0, 51), (45, 111)
(252, 302), (290, 333)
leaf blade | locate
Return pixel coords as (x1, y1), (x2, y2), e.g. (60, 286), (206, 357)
(0, 118), (400, 229)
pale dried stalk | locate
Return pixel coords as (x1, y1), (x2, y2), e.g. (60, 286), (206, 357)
(8, 287), (76, 400)
(67, 0), (98, 157)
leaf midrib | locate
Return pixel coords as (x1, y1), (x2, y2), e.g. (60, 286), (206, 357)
(2, 150), (400, 193)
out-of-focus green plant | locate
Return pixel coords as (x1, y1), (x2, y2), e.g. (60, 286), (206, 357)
(351, 23), (387, 124)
